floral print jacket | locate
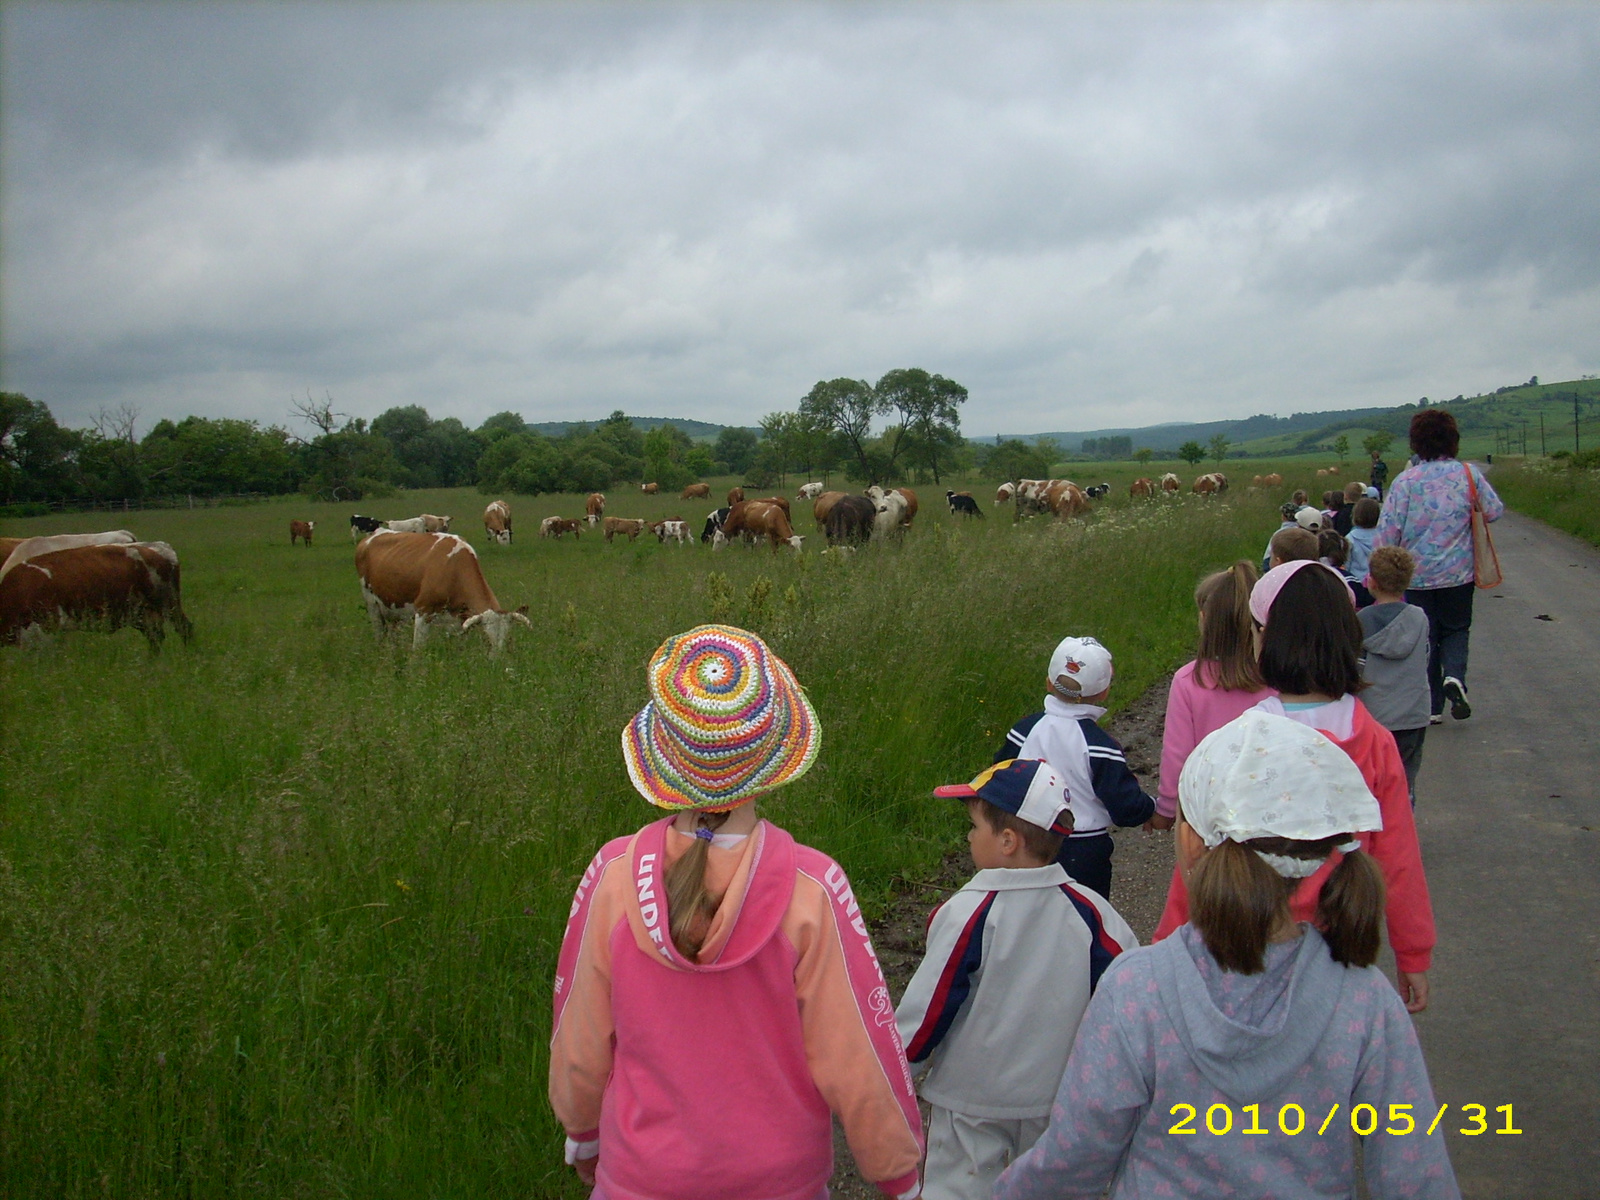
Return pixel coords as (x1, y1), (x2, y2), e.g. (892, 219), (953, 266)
(1375, 459), (1503, 590)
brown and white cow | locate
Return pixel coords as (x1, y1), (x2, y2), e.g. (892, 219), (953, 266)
(540, 516), (583, 539)
(603, 517), (647, 542)
(995, 482), (1016, 505)
(1260, 473), (1283, 488)
(1, 541), (193, 650)
(1192, 474), (1218, 496)
(726, 486), (745, 506)
(355, 530), (528, 653)
(797, 482), (823, 500)
(1160, 473), (1181, 494)
(652, 519), (691, 545)
(1049, 482), (1090, 519)
(483, 501), (512, 545)
(714, 501), (803, 552)
(0, 530), (138, 584)
(585, 493), (606, 526)
(756, 496), (792, 517)
(290, 520), (316, 546)
(641, 482), (660, 494)
(1130, 477), (1154, 498)
(812, 491), (847, 529)
(682, 482), (711, 500)
(872, 490), (908, 538)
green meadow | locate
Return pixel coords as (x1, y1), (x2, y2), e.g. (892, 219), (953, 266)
(3, 470), (1311, 1198)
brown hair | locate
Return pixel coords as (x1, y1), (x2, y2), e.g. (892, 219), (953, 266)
(1317, 529), (1349, 569)
(1321, 489), (1343, 510)
(1343, 481), (1365, 504)
(973, 798), (1065, 864)
(1367, 545), (1416, 596)
(1351, 497), (1380, 529)
(1190, 837), (1386, 973)
(1257, 565), (1366, 697)
(1410, 409), (1460, 460)
(1195, 562), (1265, 692)
(1269, 526), (1318, 565)
(1291, 489), (1308, 506)
(664, 809), (733, 959)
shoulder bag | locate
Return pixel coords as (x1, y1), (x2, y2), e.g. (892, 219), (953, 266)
(1464, 464), (1502, 589)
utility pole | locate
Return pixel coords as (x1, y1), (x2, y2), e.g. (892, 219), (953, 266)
(1540, 412), (1546, 457)
(1577, 390), (1583, 455)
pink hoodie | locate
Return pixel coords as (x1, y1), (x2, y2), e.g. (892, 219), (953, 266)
(550, 817), (924, 1200)
(1155, 660), (1276, 820)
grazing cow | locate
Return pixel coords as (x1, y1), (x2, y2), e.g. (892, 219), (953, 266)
(1192, 474), (1219, 496)
(652, 519), (690, 545)
(797, 482), (823, 500)
(540, 516), (583, 539)
(873, 490), (908, 539)
(1, 542), (193, 650)
(483, 501), (512, 545)
(1084, 484), (1110, 500)
(1261, 472), (1283, 488)
(641, 482), (660, 494)
(603, 517), (647, 543)
(385, 517), (428, 534)
(350, 514), (386, 541)
(726, 486), (745, 506)
(824, 495), (877, 545)
(355, 530), (529, 653)
(756, 496), (792, 516)
(893, 487), (918, 528)
(585, 493), (606, 526)
(715, 501), (803, 552)
(1130, 477), (1154, 498)
(995, 482), (1015, 505)
(701, 507), (730, 544)
(290, 520), (316, 546)
(812, 490), (847, 529)
(1049, 482), (1090, 520)
(946, 490), (983, 517)
(421, 514), (452, 533)
(0, 530), (137, 584)
(1160, 473), (1181, 494)
(682, 482), (711, 500)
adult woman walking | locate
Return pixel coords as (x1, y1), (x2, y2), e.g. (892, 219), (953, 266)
(1374, 409), (1503, 722)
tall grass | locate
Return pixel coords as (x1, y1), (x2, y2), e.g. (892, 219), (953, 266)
(1, 484), (1279, 1198)
(1488, 459), (1600, 547)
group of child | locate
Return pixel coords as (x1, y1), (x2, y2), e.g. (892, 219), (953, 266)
(546, 536), (1459, 1198)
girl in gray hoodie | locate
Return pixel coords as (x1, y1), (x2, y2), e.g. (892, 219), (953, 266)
(993, 711), (1459, 1200)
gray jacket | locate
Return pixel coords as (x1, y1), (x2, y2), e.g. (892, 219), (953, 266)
(1359, 602), (1431, 731)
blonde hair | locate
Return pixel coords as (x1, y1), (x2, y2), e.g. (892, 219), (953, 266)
(1367, 545), (1416, 595)
(664, 809), (734, 959)
(1194, 562), (1265, 692)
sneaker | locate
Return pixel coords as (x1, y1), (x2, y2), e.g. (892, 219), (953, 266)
(1443, 677), (1472, 720)
(1429, 713), (1444, 726)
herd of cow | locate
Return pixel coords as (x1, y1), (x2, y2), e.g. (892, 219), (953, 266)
(0, 468), (1263, 655)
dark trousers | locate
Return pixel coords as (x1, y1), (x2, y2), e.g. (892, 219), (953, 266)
(1391, 727), (1427, 806)
(1405, 582), (1476, 716)
(1056, 833), (1114, 899)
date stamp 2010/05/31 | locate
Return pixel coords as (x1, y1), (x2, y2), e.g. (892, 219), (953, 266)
(1166, 1103), (1521, 1138)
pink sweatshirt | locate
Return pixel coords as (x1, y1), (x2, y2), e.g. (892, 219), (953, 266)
(550, 817), (924, 1200)
(1155, 660), (1275, 820)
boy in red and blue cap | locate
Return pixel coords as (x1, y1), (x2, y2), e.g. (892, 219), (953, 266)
(896, 759), (1138, 1200)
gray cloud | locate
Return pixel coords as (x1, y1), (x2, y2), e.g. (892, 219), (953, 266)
(3, 2), (1597, 437)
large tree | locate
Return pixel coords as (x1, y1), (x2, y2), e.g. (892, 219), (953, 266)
(799, 378), (877, 481)
(877, 368), (969, 483)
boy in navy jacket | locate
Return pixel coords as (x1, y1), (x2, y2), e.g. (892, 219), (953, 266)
(994, 636), (1154, 898)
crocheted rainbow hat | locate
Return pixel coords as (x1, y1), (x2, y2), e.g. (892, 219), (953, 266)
(622, 624), (821, 811)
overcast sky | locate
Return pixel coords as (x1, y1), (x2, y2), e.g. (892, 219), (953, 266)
(4, 2), (1597, 438)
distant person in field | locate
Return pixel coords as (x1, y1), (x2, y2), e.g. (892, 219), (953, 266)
(994, 636), (1155, 898)
(897, 758), (1137, 1200)
(1360, 547), (1432, 805)
(1153, 560), (1437, 1014)
(1150, 561), (1274, 833)
(548, 625), (924, 1200)
(1371, 448), (1390, 497)
(1375, 408), (1503, 723)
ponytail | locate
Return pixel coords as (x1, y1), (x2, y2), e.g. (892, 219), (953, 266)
(1189, 841), (1294, 974)
(1194, 561), (1265, 693)
(1316, 847), (1386, 968)
(664, 810), (732, 959)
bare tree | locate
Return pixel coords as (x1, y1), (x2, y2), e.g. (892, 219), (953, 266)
(291, 390), (343, 435)
(94, 403), (141, 443)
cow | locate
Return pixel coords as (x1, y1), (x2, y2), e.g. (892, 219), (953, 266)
(946, 490), (983, 517)
(865, 485), (918, 528)
(652, 519), (691, 545)
(682, 482), (711, 500)
(1261, 473), (1283, 488)
(1160, 473), (1181, 494)
(824, 494), (877, 545)
(290, 520), (316, 546)
(421, 514), (452, 533)
(1212, 473), (1229, 493)
(726, 486), (745, 506)
(585, 493), (606, 526)
(0, 530), (138, 584)
(350, 514), (386, 541)
(797, 482), (823, 500)
(995, 482), (1015, 504)
(603, 517), (647, 543)
(540, 516), (583, 539)
(384, 517), (428, 534)
(355, 530), (528, 653)
(1050, 482), (1090, 520)
(1, 542), (193, 651)
(756, 496), (792, 517)
(483, 500), (512, 545)
(1193, 474), (1219, 496)
(701, 507), (730, 544)
(812, 490), (847, 529)
(873, 490), (908, 539)
(641, 482), (660, 494)
(1130, 477), (1154, 498)
(715, 500), (803, 552)
(1084, 484), (1109, 500)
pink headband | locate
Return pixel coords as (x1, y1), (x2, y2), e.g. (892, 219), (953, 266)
(1249, 559), (1357, 626)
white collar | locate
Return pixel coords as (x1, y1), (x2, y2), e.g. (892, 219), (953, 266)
(1253, 693), (1356, 741)
(1043, 694), (1107, 721)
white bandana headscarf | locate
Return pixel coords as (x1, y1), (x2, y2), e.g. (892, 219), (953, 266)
(1178, 710), (1383, 878)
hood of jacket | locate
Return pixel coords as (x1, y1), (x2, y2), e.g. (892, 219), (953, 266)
(623, 816), (796, 972)
(1361, 603), (1429, 661)
(1151, 925), (1348, 1103)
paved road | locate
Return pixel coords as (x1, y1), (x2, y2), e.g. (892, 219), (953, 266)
(1412, 509), (1600, 1198)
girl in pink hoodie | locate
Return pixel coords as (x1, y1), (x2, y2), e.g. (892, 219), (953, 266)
(549, 625), (925, 1200)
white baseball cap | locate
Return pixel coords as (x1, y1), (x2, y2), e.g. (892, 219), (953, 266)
(1294, 506), (1323, 531)
(1047, 635), (1114, 698)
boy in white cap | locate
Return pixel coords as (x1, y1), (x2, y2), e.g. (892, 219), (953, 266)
(898, 759), (1138, 1200)
(994, 636), (1155, 897)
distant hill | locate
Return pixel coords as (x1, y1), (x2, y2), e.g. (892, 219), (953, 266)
(528, 416), (758, 443)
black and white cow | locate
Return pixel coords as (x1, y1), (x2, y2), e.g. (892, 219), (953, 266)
(700, 507), (731, 544)
(350, 514), (386, 542)
(946, 490), (984, 517)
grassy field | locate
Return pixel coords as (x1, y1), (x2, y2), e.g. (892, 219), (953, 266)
(1484, 458), (1600, 548)
(2, 469), (1317, 1198)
